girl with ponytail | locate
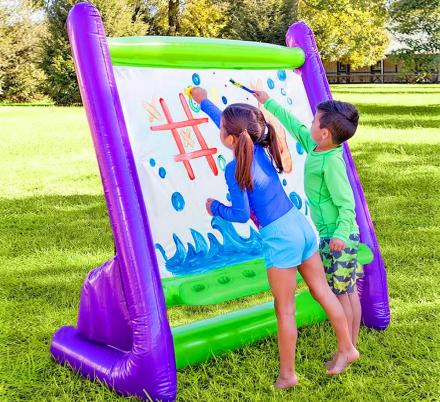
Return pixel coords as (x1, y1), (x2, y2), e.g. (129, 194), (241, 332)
(191, 87), (359, 388)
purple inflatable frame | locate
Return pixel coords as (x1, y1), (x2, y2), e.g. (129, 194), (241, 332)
(50, 3), (389, 401)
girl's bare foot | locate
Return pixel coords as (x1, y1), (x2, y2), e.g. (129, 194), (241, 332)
(273, 375), (299, 389)
(326, 347), (359, 376)
(325, 352), (337, 369)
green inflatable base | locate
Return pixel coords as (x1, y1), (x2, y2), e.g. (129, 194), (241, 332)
(172, 289), (327, 369)
(162, 243), (373, 307)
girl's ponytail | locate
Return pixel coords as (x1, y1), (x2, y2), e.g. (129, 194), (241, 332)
(266, 122), (283, 173)
(234, 130), (254, 191)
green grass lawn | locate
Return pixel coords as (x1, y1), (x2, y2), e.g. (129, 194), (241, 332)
(1, 84), (439, 401)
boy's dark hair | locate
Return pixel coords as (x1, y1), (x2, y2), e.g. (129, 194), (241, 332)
(317, 100), (359, 144)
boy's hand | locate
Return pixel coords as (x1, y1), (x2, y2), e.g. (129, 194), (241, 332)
(191, 87), (208, 104)
(253, 90), (270, 104)
(206, 198), (215, 216)
(329, 238), (345, 252)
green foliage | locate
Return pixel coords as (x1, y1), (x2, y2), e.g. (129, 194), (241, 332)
(297, 0), (390, 69)
(221, 0), (296, 45)
(132, 0), (228, 37)
(40, 0), (146, 105)
(180, 0), (227, 37)
(389, 0), (440, 81)
(0, 1), (46, 102)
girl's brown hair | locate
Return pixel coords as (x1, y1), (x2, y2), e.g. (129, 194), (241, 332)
(222, 103), (283, 191)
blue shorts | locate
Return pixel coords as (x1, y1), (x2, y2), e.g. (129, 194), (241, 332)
(260, 206), (318, 269)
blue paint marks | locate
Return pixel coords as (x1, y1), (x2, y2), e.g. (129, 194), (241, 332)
(159, 167), (166, 178)
(267, 78), (275, 90)
(281, 88), (287, 96)
(305, 200), (310, 216)
(171, 192), (185, 211)
(155, 216), (263, 275)
(192, 73), (201, 85)
(277, 70), (287, 81)
(222, 96), (228, 105)
(282, 179), (287, 186)
(217, 155), (227, 171)
(226, 192), (231, 202)
(189, 97), (201, 113)
(149, 158), (156, 167)
(287, 97), (293, 105)
(296, 142), (304, 155)
(289, 192), (303, 210)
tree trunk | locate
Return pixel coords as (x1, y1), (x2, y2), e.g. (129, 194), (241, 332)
(168, 0), (180, 35)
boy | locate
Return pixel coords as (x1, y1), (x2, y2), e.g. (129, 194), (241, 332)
(254, 91), (361, 367)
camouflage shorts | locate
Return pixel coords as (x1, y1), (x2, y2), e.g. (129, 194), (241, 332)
(319, 233), (363, 295)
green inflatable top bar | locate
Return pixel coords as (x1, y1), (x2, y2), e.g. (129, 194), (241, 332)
(108, 36), (305, 70)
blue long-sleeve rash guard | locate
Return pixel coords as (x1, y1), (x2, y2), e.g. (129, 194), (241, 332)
(200, 99), (292, 227)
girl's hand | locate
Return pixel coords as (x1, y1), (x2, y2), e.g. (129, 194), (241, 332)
(329, 238), (346, 252)
(206, 198), (215, 216)
(191, 87), (208, 104)
(253, 90), (270, 104)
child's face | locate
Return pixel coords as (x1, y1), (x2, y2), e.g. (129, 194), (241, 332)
(311, 111), (331, 146)
(220, 117), (235, 150)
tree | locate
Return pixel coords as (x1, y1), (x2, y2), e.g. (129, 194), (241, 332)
(222, 0), (296, 45)
(40, 0), (146, 105)
(132, 0), (228, 38)
(296, 0), (390, 69)
(389, 0), (440, 81)
(179, 0), (227, 37)
(0, 1), (46, 102)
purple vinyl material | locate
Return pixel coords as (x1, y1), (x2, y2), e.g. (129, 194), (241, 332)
(50, 3), (177, 401)
(286, 22), (390, 330)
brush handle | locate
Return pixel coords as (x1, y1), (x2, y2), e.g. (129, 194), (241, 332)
(229, 79), (255, 94)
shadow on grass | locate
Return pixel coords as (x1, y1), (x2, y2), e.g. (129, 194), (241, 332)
(356, 104), (440, 129)
(0, 194), (113, 259)
(0, 194), (113, 306)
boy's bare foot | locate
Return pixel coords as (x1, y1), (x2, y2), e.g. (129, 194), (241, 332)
(273, 375), (299, 389)
(326, 347), (359, 376)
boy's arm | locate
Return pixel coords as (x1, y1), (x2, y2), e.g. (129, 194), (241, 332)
(200, 98), (222, 128)
(210, 163), (250, 223)
(323, 156), (356, 244)
(263, 98), (316, 153)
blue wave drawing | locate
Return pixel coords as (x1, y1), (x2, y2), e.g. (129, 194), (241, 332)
(155, 216), (263, 275)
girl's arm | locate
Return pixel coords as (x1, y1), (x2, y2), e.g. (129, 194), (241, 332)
(210, 162), (250, 223)
(200, 99), (222, 128)
(190, 87), (222, 128)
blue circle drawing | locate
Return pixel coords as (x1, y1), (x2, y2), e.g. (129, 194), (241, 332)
(282, 179), (287, 186)
(226, 192), (231, 202)
(281, 88), (287, 96)
(267, 78), (275, 90)
(171, 192), (185, 211)
(296, 142), (304, 155)
(287, 97), (293, 105)
(277, 70), (287, 81)
(222, 96), (228, 105)
(217, 155), (227, 171)
(289, 192), (303, 210)
(159, 167), (166, 178)
(189, 97), (201, 113)
(192, 73), (201, 85)
(149, 158), (156, 167)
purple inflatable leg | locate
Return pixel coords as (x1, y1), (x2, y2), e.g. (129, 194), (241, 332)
(50, 3), (177, 400)
(285, 22), (390, 330)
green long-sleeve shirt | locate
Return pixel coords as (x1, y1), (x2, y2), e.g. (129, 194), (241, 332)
(264, 98), (358, 244)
